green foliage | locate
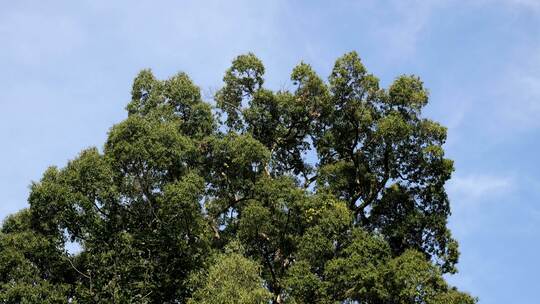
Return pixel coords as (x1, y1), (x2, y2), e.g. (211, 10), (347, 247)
(0, 210), (73, 303)
(188, 244), (272, 304)
(0, 52), (476, 303)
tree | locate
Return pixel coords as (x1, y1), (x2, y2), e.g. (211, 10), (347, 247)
(188, 242), (272, 304)
(0, 52), (476, 303)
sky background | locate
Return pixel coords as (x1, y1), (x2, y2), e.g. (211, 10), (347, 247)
(1, 1), (539, 302)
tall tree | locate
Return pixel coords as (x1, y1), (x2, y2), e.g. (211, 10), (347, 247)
(0, 52), (475, 303)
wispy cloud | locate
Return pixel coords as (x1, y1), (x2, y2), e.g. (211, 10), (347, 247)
(447, 173), (515, 238)
(370, 0), (443, 59)
(447, 174), (514, 202)
(495, 50), (540, 130)
(503, 0), (540, 10)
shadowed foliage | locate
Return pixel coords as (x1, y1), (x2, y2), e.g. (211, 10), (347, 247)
(0, 52), (475, 303)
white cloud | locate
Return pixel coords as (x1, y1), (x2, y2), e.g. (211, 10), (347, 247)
(373, 1), (441, 56)
(497, 58), (540, 129)
(503, 0), (540, 10)
(460, 0), (540, 10)
(351, 0), (449, 62)
(447, 174), (514, 202)
(447, 173), (515, 237)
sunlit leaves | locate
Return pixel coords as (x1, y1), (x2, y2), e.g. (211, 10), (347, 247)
(0, 51), (475, 303)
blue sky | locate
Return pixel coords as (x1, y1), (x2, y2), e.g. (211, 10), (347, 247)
(1, 1), (539, 302)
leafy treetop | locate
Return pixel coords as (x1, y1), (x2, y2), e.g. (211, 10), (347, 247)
(0, 51), (475, 304)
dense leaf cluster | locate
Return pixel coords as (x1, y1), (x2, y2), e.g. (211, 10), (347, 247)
(0, 52), (475, 303)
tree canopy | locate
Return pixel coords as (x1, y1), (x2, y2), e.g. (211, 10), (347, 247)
(0, 52), (476, 303)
